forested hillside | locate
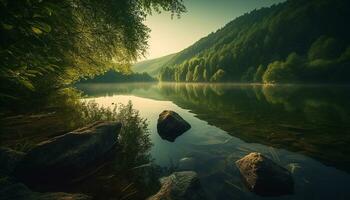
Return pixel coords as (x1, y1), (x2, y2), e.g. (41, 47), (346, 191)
(132, 53), (176, 77)
(79, 70), (155, 83)
(159, 0), (350, 83)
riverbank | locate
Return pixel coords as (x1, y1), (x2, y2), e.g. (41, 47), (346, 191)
(0, 101), (160, 199)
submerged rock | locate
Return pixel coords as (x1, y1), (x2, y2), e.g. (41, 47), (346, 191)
(147, 171), (205, 200)
(15, 121), (121, 182)
(235, 152), (294, 196)
(0, 147), (25, 175)
(0, 177), (91, 200)
(157, 110), (191, 142)
(35, 192), (91, 200)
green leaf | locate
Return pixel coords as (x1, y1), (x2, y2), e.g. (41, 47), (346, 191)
(18, 79), (35, 91)
(25, 73), (36, 78)
(25, 70), (42, 77)
(31, 22), (51, 34)
(39, 22), (51, 33)
(32, 27), (43, 34)
(2, 23), (13, 30)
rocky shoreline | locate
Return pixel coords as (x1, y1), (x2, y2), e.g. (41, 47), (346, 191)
(0, 111), (295, 199)
(1, 121), (121, 200)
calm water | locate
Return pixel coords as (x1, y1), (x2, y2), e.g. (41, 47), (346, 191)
(77, 83), (350, 200)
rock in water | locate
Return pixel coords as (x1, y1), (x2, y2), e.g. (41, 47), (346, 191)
(236, 152), (294, 196)
(15, 121), (121, 183)
(0, 177), (91, 200)
(36, 192), (92, 200)
(147, 171), (205, 200)
(0, 147), (25, 175)
(157, 110), (191, 142)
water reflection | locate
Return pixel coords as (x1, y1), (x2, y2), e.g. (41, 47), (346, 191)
(162, 84), (350, 171)
(77, 83), (350, 200)
(78, 83), (350, 172)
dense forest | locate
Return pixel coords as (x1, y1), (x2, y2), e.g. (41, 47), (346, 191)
(0, 0), (185, 112)
(158, 0), (350, 83)
(79, 70), (155, 83)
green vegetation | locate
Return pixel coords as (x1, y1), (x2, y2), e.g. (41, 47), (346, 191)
(94, 101), (157, 200)
(132, 53), (176, 77)
(0, 95), (156, 199)
(79, 70), (156, 83)
(111, 101), (152, 169)
(0, 0), (185, 112)
(159, 0), (350, 83)
(0, 88), (151, 151)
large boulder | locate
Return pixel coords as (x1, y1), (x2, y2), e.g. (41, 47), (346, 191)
(147, 171), (205, 200)
(157, 110), (191, 142)
(15, 121), (121, 183)
(0, 147), (25, 175)
(235, 152), (294, 196)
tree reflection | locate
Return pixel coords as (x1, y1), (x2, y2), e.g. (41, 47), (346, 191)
(156, 83), (350, 171)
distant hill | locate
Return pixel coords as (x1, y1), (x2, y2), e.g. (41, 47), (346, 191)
(159, 0), (350, 83)
(132, 53), (176, 77)
(79, 70), (156, 83)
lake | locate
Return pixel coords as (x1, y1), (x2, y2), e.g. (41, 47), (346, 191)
(77, 82), (350, 200)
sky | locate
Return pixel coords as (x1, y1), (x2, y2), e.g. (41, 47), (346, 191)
(142, 0), (285, 61)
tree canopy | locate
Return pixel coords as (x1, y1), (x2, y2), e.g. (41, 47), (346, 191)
(0, 0), (185, 108)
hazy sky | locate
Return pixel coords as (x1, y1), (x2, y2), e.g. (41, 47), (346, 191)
(142, 0), (285, 61)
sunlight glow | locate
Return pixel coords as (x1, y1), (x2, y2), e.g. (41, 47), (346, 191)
(142, 0), (285, 60)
